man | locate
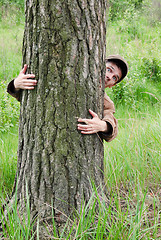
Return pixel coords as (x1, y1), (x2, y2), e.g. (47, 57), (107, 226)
(77, 55), (128, 142)
(7, 55), (128, 142)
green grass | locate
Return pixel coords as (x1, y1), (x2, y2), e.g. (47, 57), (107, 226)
(0, 1), (161, 239)
(0, 127), (18, 201)
(0, 22), (24, 81)
(1, 182), (160, 239)
(104, 105), (161, 190)
(0, 3), (22, 203)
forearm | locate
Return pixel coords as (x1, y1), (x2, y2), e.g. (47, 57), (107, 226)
(100, 116), (118, 142)
(7, 79), (21, 102)
(99, 120), (108, 132)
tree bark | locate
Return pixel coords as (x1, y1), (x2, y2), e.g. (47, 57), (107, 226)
(13, 0), (106, 231)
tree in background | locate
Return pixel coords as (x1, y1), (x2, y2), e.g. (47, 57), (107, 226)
(10, 0), (106, 235)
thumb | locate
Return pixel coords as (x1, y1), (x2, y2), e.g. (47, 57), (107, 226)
(21, 64), (28, 74)
(89, 109), (98, 118)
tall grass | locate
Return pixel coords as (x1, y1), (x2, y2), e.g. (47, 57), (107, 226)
(0, 182), (160, 239)
(0, 2), (23, 203)
(0, 1), (161, 239)
(0, 128), (18, 202)
(104, 106), (161, 190)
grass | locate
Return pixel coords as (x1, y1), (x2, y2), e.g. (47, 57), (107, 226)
(0, 19), (24, 81)
(0, 127), (18, 201)
(103, 106), (161, 239)
(104, 105), (161, 190)
(0, 1), (161, 239)
(1, 182), (160, 239)
(0, 3), (22, 203)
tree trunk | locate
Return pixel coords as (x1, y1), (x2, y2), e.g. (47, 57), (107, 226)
(13, 0), (106, 232)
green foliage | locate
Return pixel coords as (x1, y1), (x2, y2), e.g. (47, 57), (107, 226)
(0, 3), (23, 133)
(111, 79), (134, 105)
(0, 82), (19, 133)
(108, 0), (144, 22)
(110, 75), (161, 108)
(141, 57), (161, 83)
(0, 0), (24, 9)
(147, 0), (161, 26)
(0, 1), (22, 201)
(0, 25), (22, 133)
(0, 0), (24, 23)
(107, 0), (161, 107)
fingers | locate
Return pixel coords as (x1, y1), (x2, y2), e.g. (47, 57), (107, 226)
(23, 74), (35, 79)
(22, 86), (35, 90)
(19, 80), (37, 89)
(79, 130), (96, 134)
(77, 124), (92, 131)
(20, 65), (35, 79)
(77, 110), (104, 135)
(78, 109), (98, 125)
(14, 77), (37, 90)
(77, 123), (96, 134)
(21, 79), (37, 84)
(21, 64), (28, 74)
(89, 109), (98, 118)
(78, 118), (92, 125)
(77, 109), (98, 126)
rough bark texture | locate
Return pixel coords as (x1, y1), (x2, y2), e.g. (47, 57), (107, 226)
(13, 0), (106, 230)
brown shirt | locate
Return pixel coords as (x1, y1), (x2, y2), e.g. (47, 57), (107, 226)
(101, 93), (118, 142)
(7, 80), (118, 142)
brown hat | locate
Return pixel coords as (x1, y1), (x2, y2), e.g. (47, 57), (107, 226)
(106, 55), (128, 82)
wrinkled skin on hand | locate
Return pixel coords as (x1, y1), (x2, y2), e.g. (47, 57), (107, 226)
(14, 64), (37, 90)
(77, 109), (107, 134)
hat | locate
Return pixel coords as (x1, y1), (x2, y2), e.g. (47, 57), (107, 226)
(106, 55), (128, 82)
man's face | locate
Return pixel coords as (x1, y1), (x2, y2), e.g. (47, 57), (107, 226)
(105, 61), (122, 88)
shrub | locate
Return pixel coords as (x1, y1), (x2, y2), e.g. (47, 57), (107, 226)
(108, 0), (144, 22)
(111, 79), (132, 105)
(0, 0), (24, 23)
(110, 72), (160, 108)
(140, 58), (161, 83)
(0, 0), (24, 9)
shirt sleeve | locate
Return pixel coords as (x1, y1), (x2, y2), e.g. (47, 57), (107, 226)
(99, 93), (118, 142)
(7, 79), (22, 102)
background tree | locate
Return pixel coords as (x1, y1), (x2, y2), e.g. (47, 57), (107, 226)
(11, 0), (106, 231)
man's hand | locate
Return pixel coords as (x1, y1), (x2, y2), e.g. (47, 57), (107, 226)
(77, 109), (108, 134)
(14, 64), (37, 90)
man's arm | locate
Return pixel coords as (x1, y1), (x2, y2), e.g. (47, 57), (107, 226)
(100, 94), (118, 142)
(77, 109), (111, 134)
(7, 64), (37, 101)
(77, 94), (118, 142)
(7, 80), (22, 101)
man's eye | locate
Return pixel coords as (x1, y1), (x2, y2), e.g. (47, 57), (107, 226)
(107, 68), (111, 72)
(113, 76), (117, 81)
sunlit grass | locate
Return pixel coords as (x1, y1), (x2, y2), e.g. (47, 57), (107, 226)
(0, 4), (22, 204)
(104, 106), (161, 191)
(0, 25), (24, 82)
(1, 181), (160, 239)
(0, 127), (18, 204)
